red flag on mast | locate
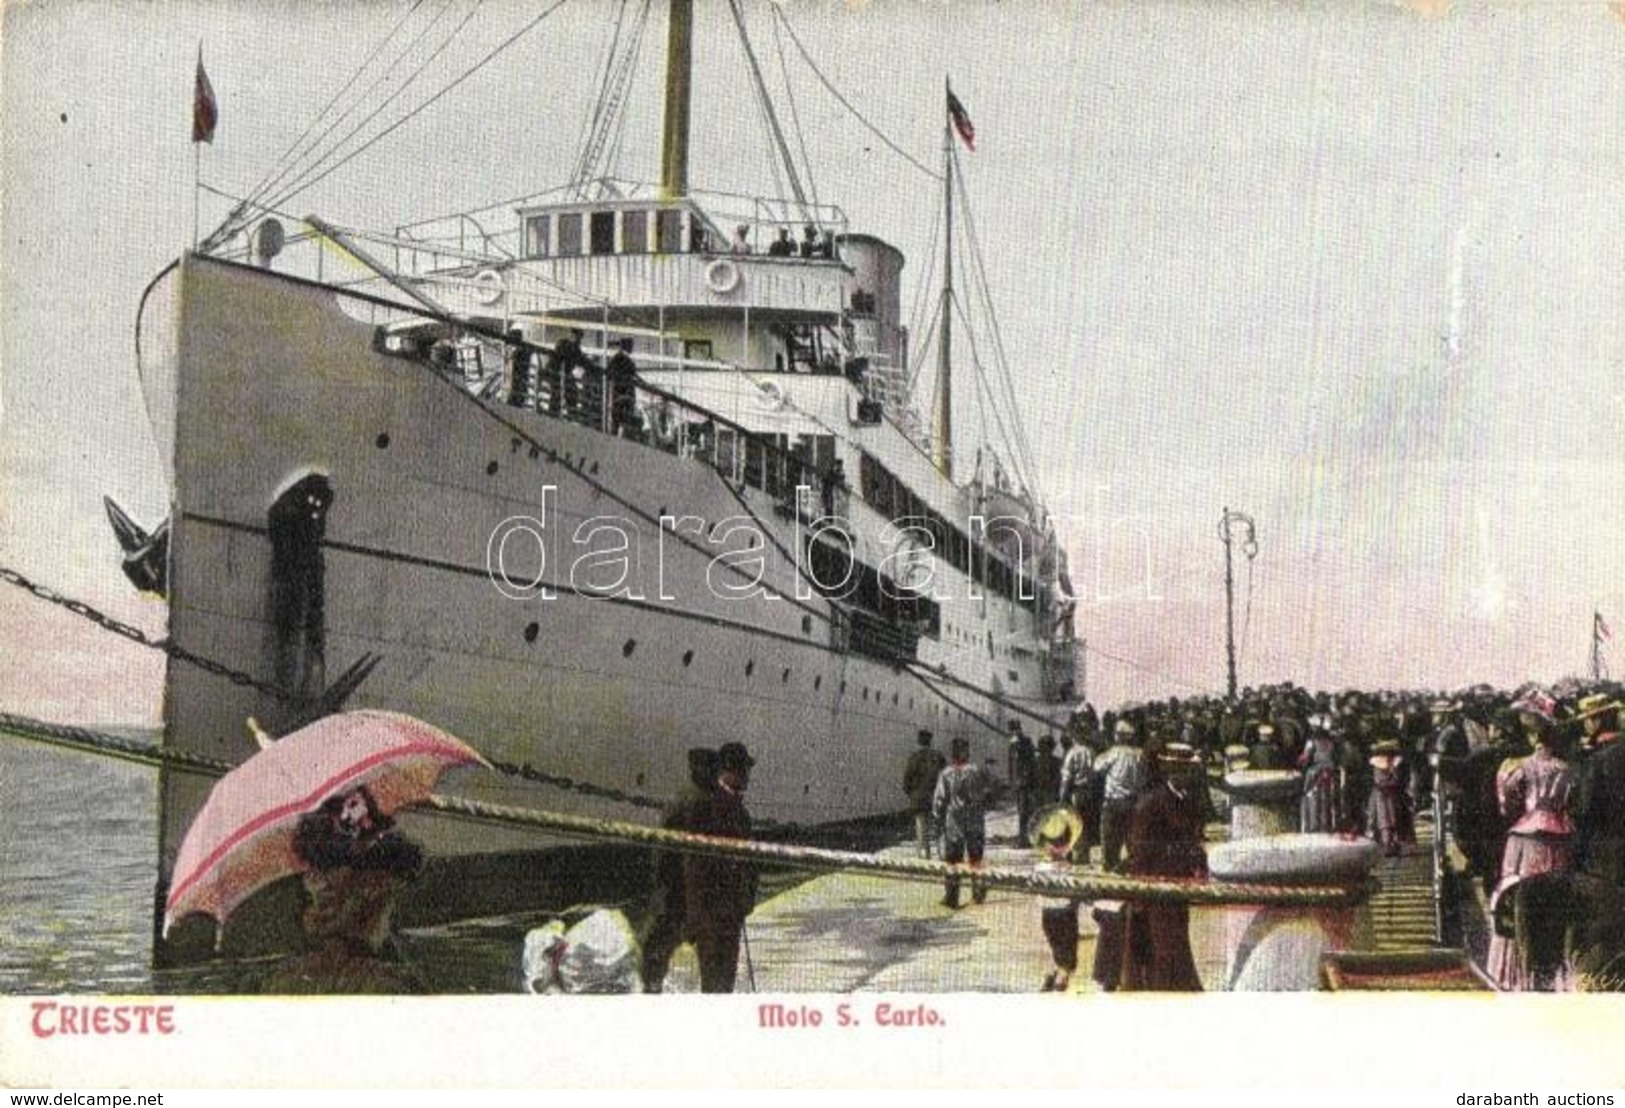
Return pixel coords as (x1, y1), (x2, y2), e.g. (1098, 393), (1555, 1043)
(947, 88), (975, 151)
(193, 50), (218, 144)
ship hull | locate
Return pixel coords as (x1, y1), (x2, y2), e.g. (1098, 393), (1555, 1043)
(146, 255), (1038, 951)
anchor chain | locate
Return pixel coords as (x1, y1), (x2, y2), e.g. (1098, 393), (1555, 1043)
(486, 758), (663, 812)
(0, 565), (296, 701)
(1, 566), (672, 813)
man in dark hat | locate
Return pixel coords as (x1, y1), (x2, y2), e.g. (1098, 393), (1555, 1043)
(1007, 720), (1038, 846)
(642, 747), (719, 992)
(1119, 743), (1207, 991)
(1576, 696), (1625, 886)
(682, 741), (758, 992)
(544, 327), (589, 418)
(902, 730), (947, 858)
(606, 337), (642, 439)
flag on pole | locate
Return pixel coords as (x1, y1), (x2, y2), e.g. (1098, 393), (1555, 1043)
(947, 88), (975, 151)
(193, 50), (218, 144)
(1598, 611), (1613, 641)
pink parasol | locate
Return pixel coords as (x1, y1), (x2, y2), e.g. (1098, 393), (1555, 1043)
(163, 710), (487, 935)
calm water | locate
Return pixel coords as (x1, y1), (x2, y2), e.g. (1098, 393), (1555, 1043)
(0, 728), (817, 995)
(0, 735), (159, 994)
(0, 731), (639, 994)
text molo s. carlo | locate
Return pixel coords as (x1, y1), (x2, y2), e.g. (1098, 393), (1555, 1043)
(757, 1001), (944, 1028)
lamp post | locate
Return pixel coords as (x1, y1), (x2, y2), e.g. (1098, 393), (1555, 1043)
(1219, 507), (1258, 700)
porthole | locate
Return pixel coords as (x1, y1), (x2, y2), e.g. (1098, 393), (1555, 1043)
(486, 461), (499, 475)
(802, 615), (812, 634)
(682, 649), (695, 667)
(623, 639), (636, 658)
(814, 675), (823, 691)
(523, 622), (539, 643)
(781, 667), (791, 683)
(375, 432), (390, 449)
(746, 660), (755, 677)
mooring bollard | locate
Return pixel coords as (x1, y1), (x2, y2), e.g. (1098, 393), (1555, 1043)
(1207, 834), (1379, 990)
(1222, 769), (1301, 839)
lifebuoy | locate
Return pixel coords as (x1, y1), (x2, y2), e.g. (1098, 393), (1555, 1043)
(472, 269), (505, 305)
(705, 258), (741, 295)
(756, 379), (787, 410)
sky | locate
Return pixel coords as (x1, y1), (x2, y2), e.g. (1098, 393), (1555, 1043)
(2, 0), (1623, 725)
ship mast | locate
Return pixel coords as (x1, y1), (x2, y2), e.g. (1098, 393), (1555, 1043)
(933, 79), (955, 480)
(660, 0), (693, 200)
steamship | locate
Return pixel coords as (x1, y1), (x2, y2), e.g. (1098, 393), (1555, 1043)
(119, 1), (1077, 948)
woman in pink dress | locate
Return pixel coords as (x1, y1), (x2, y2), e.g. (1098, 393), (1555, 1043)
(1485, 694), (1577, 991)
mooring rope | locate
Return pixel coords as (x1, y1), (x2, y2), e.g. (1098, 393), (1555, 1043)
(0, 711), (1369, 908)
(423, 793), (1370, 908)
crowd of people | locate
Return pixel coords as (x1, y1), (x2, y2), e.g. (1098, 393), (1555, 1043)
(987, 681), (1625, 991)
(265, 682), (1622, 995)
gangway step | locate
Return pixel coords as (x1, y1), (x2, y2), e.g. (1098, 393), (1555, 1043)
(1365, 819), (1441, 951)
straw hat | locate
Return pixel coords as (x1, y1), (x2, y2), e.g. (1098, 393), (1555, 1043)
(1030, 805), (1083, 855)
(1575, 694), (1622, 722)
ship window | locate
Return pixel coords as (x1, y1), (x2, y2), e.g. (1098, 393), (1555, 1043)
(525, 216), (550, 258)
(811, 435), (836, 473)
(656, 209), (683, 253)
(557, 213), (583, 257)
(715, 427), (740, 482)
(743, 436), (765, 491)
(683, 339), (713, 362)
(590, 211), (615, 255)
(622, 210), (648, 254)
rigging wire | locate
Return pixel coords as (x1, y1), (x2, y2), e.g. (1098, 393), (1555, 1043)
(567, 0), (631, 191)
(262, 0), (486, 215)
(903, 195), (944, 389)
(1082, 641), (1206, 694)
(953, 151), (1043, 501)
(601, 6), (654, 186)
(769, 6), (939, 182)
(231, 0), (432, 234)
(204, 0), (453, 252)
(258, 0), (573, 216)
(250, 0), (468, 215)
(771, 13), (821, 222)
(569, 0), (654, 195)
(725, 0), (807, 213)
